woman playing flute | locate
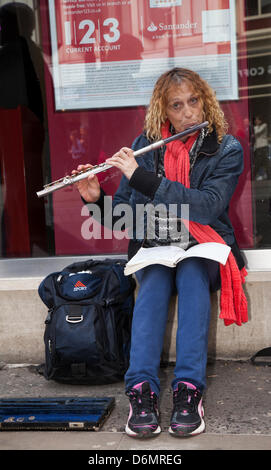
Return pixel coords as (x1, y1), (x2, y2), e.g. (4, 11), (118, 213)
(73, 67), (247, 438)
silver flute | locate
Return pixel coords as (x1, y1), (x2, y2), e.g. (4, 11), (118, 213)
(36, 121), (209, 198)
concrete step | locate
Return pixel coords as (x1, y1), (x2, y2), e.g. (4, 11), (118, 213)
(0, 271), (271, 363)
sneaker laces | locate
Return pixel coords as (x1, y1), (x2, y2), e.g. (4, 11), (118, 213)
(173, 384), (199, 414)
(126, 387), (155, 417)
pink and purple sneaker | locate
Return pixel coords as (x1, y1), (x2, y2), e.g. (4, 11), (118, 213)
(125, 381), (161, 438)
(169, 381), (205, 436)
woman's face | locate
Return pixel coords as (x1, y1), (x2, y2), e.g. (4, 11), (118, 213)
(165, 81), (204, 140)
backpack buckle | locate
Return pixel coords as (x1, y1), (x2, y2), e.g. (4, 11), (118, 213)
(65, 315), (83, 323)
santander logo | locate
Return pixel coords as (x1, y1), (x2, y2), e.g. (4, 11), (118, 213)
(147, 19), (197, 33)
(147, 22), (158, 32)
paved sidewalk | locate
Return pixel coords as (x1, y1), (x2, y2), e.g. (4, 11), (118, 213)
(0, 430), (270, 451)
(0, 360), (270, 451)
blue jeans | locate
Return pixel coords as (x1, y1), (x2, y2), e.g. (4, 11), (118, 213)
(125, 257), (220, 396)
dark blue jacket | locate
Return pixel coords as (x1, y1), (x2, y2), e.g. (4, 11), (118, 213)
(97, 130), (245, 268)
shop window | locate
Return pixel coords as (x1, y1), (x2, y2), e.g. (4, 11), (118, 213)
(245, 0), (271, 16)
(0, 0), (270, 259)
(245, 0), (259, 16)
(261, 0), (271, 14)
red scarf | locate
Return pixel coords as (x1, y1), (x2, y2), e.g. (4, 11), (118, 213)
(162, 121), (248, 326)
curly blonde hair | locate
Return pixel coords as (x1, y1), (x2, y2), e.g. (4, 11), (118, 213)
(144, 68), (228, 143)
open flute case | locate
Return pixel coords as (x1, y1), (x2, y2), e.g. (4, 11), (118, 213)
(0, 396), (115, 431)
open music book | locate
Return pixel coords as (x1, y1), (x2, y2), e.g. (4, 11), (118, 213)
(124, 242), (231, 276)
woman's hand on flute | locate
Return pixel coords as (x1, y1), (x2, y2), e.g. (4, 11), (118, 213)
(72, 164), (101, 203)
(106, 147), (138, 180)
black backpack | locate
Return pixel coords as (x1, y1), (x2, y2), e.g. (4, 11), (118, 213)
(38, 258), (136, 384)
